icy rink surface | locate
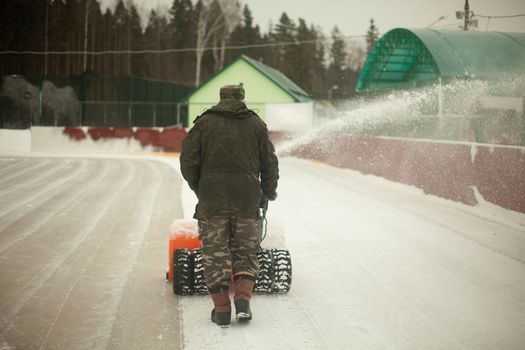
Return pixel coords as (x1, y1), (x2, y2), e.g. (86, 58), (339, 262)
(164, 156), (525, 350)
(0, 155), (185, 350)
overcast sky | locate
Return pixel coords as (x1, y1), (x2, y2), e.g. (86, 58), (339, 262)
(101, 0), (525, 35)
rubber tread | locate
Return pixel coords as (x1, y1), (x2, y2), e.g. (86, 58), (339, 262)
(173, 248), (194, 295)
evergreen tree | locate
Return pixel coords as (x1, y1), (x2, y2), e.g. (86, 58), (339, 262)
(101, 8), (115, 76)
(170, 0), (195, 84)
(228, 5), (263, 62)
(270, 12), (296, 75)
(48, 0), (68, 75)
(0, 0), (363, 99)
(294, 18), (315, 93)
(113, 0), (129, 76)
(310, 25), (328, 98)
(366, 18), (379, 54)
(328, 26), (347, 100)
(88, 2), (103, 75)
(127, 3), (144, 76)
(144, 10), (169, 80)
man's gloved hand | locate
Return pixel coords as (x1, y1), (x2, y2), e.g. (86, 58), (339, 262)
(265, 192), (278, 201)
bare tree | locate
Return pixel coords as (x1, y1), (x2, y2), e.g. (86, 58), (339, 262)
(194, 0), (240, 86)
(346, 39), (367, 71)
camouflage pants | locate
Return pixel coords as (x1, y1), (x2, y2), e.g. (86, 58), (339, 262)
(198, 216), (260, 290)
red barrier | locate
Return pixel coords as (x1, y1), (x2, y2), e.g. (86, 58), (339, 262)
(134, 128), (160, 147)
(474, 146), (525, 213)
(60, 127), (524, 213)
(158, 128), (187, 152)
(114, 128), (134, 138)
(63, 127), (86, 140)
(62, 127), (187, 152)
(88, 128), (115, 141)
(292, 133), (524, 213)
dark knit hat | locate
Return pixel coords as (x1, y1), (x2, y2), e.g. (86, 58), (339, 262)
(219, 85), (245, 100)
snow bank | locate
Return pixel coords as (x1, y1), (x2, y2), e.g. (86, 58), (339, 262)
(289, 134), (525, 214)
(30, 126), (155, 154)
(0, 129), (30, 153)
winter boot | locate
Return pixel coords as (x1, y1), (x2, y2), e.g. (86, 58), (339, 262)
(234, 275), (255, 321)
(209, 285), (231, 328)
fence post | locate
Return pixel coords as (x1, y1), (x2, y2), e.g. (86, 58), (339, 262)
(438, 77), (443, 117)
(177, 103), (180, 125)
(81, 73), (86, 126)
(153, 104), (157, 127)
(522, 97), (525, 146)
(128, 75), (133, 127)
(38, 76), (43, 127)
(103, 102), (107, 127)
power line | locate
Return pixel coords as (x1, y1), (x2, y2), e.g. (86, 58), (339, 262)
(431, 23), (461, 29)
(0, 35), (366, 55)
(475, 13), (525, 19)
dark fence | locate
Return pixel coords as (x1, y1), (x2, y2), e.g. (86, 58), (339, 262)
(0, 73), (193, 129)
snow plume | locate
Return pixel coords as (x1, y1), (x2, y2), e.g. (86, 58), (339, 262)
(277, 76), (525, 156)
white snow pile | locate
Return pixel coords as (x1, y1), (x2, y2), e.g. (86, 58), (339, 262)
(0, 129), (30, 153)
(168, 218), (199, 238)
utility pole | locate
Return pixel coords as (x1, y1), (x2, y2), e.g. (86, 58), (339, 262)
(463, 0), (470, 30)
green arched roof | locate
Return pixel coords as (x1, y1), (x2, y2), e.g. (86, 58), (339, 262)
(356, 28), (525, 92)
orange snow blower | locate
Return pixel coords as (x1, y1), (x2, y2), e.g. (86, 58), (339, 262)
(167, 200), (292, 295)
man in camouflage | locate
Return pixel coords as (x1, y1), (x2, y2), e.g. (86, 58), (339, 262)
(180, 85), (279, 327)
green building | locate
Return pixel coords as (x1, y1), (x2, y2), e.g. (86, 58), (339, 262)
(185, 55), (313, 130)
(355, 28), (525, 145)
(356, 28), (525, 92)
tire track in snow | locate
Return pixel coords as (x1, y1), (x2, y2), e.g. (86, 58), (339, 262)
(0, 157), (185, 350)
(0, 158), (29, 179)
(180, 293), (331, 349)
(0, 159), (126, 331)
(34, 160), (162, 350)
(0, 158), (52, 186)
(0, 158), (76, 200)
(288, 158), (525, 264)
(272, 160), (467, 349)
(0, 158), (90, 225)
(321, 227), (469, 350)
(279, 158), (525, 349)
(0, 158), (96, 256)
(107, 160), (184, 350)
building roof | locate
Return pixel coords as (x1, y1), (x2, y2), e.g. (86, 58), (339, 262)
(356, 28), (525, 92)
(184, 55), (312, 102)
(240, 55), (312, 102)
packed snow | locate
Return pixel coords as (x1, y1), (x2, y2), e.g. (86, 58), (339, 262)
(160, 155), (525, 350)
(1, 126), (525, 349)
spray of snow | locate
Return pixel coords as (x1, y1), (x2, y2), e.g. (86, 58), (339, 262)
(277, 77), (525, 156)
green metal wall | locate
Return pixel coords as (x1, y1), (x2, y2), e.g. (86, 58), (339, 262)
(357, 28), (525, 92)
(80, 74), (192, 127)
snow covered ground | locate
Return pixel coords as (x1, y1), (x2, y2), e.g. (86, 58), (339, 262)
(1, 153), (524, 349)
(168, 156), (525, 350)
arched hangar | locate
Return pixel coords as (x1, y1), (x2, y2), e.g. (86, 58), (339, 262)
(356, 28), (525, 92)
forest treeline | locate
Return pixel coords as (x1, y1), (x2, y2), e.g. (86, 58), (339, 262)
(0, 0), (380, 100)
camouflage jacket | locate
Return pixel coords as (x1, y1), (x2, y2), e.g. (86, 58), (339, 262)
(180, 98), (279, 219)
